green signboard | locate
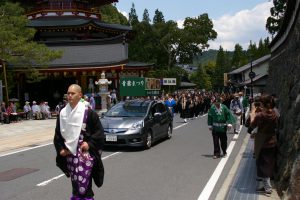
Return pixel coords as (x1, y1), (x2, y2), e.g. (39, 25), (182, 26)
(120, 77), (161, 97)
(120, 77), (146, 96)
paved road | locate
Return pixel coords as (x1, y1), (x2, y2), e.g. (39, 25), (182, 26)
(0, 115), (280, 200)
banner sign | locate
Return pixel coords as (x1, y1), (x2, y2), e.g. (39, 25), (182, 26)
(162, 78), (176, 85)
(145, 78), (161, 90)
(120, 77), (160, 97)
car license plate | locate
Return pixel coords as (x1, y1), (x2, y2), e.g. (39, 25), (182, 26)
(106, 135), (117, 142)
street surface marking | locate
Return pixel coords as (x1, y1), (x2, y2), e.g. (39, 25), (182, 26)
(37, 123), (188, 187)
(198, 141), (236, 200)
(36, 151), (122, 187)
(37, 174), (65, 186)
(197, 127), (241, 200)
(200, 114), (208, 118)
(174, 123), (188, 130)
(0, 143), (53, 158)
(233, 126), (243, 140)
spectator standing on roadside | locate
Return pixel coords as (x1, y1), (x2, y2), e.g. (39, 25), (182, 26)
(249, 94), (278, 195)
(54, 84), (104, 200)
(208, 97), (236, 159)
(230, 93), (243, 134)
(239, 91), (248, 125)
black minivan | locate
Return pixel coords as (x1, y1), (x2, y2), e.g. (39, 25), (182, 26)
(100, 99), (173, 149)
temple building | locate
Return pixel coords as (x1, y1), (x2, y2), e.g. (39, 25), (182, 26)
(13, 0), (153, 107)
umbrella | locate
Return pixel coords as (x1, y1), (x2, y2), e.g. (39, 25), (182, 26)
(9, 98), (19, 102)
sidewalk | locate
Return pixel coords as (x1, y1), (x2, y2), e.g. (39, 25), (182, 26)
(221, 133), (280, 200)
(0, 119), (56, 155)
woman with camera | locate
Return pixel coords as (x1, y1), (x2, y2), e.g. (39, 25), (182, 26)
(249, 94), (278, 195)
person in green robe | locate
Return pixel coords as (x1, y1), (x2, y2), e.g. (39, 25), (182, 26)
(207, 97), (236, 159)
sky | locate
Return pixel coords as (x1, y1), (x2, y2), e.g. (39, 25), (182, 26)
(115, 0), (273, 51)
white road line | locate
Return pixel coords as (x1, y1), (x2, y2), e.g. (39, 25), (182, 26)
(36, 174), (65, 186)
(36, 151), (122, 187)
(197, 125), (242, 200)
(200, 114), (208, 118)
(1, 117), (190, 158)
(0, 143), (53, 158)
(197, 141), (236, 200)
(174, 123), (188, 130)
(102, 151), (122, 160)
(29, 122), (189, 187)
(233, 126), (243, 140)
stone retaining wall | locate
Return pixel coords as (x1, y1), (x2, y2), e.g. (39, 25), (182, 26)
(267, 1), (300, 198)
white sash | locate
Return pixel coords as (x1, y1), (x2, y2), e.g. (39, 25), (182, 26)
(59, 101), (85, 155)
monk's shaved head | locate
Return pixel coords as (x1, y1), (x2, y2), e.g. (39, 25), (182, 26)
(68, 84), (82, 93)
(67, 84), (83, 108)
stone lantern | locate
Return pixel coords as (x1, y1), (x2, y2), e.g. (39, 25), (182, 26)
(95, 71), (112, 113)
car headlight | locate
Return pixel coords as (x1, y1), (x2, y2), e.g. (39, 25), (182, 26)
(130, 120), (144, 130)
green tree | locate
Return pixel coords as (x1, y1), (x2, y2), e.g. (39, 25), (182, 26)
(247, 40), (258, 60)
(179, 14), (217, 63)
(190, 64), (212, 90)
(266, 0), (287, 36)
(257, 38), (270, 57)
(142, 8), (151, 23)
(213, 46), (228, 90)
(100, 4), (128, 25)
(153, 9), (165, 24)
(155, 20), (181, 69)
(231, 44), (247, 69)
(0, 2), (61, 87)
(128, 3), (139, 26)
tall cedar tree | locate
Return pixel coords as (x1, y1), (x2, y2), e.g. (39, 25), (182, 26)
(129, 3), (139, 26)
(142, 9), (151, 23)
(153, 9), (165, 24)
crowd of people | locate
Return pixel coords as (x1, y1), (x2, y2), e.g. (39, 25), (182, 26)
(1, 86), (280, 196)
(152, 89), (278, 195)
(0, 100), (52, 124)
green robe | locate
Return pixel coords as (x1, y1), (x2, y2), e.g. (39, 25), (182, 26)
(207, 104), (236, 132)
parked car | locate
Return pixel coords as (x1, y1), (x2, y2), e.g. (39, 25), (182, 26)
(100, 99), (173, 149)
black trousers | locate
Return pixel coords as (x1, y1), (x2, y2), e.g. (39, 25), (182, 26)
(212, 130), (227, 156)
(256, 147), (276, 178)
(240, 112), (246, 125)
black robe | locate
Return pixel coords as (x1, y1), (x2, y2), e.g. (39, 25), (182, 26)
(54, 108), (105, 187)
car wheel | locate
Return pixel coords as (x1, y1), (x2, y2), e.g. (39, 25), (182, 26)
(144, 131), (152, 149)
(167, 125), (172, 139)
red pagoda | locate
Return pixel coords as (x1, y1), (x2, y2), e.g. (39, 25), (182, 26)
(13, 0), (153, 107)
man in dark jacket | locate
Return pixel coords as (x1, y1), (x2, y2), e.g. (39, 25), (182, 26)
(54, 84), (104, 200)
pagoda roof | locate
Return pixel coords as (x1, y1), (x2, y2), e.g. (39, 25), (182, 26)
(27, 17), (132, 32)
(15, 0), (118, 7)
(125, 61), (155, 68)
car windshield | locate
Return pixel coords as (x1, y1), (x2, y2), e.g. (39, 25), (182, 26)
(105, 101), (150, 117)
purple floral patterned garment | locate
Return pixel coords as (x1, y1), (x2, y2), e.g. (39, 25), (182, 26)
(66, 109), (94, 196)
